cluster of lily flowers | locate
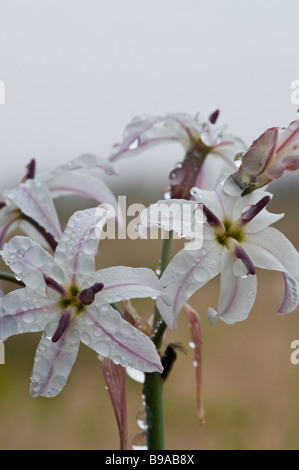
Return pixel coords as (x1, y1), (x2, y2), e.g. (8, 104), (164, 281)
(0, 109), (299, 408)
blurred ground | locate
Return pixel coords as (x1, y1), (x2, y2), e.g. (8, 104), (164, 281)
(0, 185), (299, 450)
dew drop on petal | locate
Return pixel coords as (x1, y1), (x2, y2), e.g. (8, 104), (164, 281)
(233, 258), (250, 278)
(0, 315), (17, 339)
(129, 138), (140, 150)
(126, 367), (145, 383)
(80, 331), (91, 345)
(194, 267), (210, 283)
(95, 340), (110, 357)
(44, 321), (59, 340)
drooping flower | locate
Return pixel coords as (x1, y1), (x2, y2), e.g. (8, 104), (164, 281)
(139, 183), (299, 328)
(108, 111), (245, 197)
(0, 208), (163, 397)
(0, 154), (120, 250)
(226, 118), (299, 195)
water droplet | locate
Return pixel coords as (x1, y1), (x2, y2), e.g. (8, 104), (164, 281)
(131, 430), (148, 450)
(80, 331), (91, 345)
(95, 340), (110, 357)
(222, 176), (242, 197)
(136, 407), (148, 430)
(194, 267), (210, 283)
(44, 321), (59, 340)
(129, 138), (140, 150)
(233, 258), (249, 278)
(189, 341), (195, 349)
(163, 187), (171, 200)
(126, 367), (145, 383)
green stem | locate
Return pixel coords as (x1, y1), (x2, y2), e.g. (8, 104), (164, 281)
(0, 271), (25, 287)
(143, 232), (173, 450)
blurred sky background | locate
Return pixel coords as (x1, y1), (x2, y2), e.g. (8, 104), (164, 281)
(0, 0), (299, 196)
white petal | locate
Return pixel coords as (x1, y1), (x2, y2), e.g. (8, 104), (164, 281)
(1, 236), (64, 294)
(44, 153), (116, 177)
(156, 240), (222, 329)
(91, 267), (162, 304)
(109, 114), (180, 162)
(30, 323), (80, 397)
(213, 250), (257, 325)
(190, 181), (236, 222)
(138, 199), (202, 240)
(232, 190), (283, 232)
(0, 207), (21, 248)
(54, 208), (107, 285)
(0, 288), (59, 340)
(46, 171), (122, 224)
(81, 305), (163, 373)
(277, 273), (299, 314)
(3, 179), (62, 241)
(243, 228), (299, 280)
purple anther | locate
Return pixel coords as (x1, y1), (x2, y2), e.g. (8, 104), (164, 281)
(78, 282), (104, 305)
(241, 195), (271, 224)
(202, 204), (225, 231)
(208, 109), (220, 124)
(0, 201), (6, 209)
(44, 276), (68, 296)
(234, 241), (256, 275)
(25, 158), (36, 180)
(52, 309), (72, 343)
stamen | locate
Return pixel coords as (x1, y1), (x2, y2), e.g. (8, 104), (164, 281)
(44, 276), (68, 296)
(52, 309), (72, 343)
(78, 282), (104, 305)
(228, 238), (256, 276)
(208, 109), (220, 124)
(25, 158), (36, 180)
(0, 201), (6, 209)
(202, 204), (225, 235)
(241, 195), (271, 224)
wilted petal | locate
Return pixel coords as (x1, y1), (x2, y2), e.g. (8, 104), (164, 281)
(0, 288), (59, 340)
(80, 304), (163, 373)
(30, 323), (80, 397)
(182, 303), (205, 425)
(99, 356), (128, 450)
(92, 267), (162, 305)
(3, 179), (62, 242)
(276, 119), (299, 157)
(241, 127), (279, 175)
(1, 236), (64, 294)
(156, 240), (221, 329)
(210, 250), (257, 325)
(54, 208), (107, 285)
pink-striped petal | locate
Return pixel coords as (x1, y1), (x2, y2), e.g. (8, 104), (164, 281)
(3, 179), (62, 242)
(0, 288), (59, 341)
(91, 267), (162, 305)
(156, 240), (221, 329)
(80, 304), (163, 373)
(30, 322), (80, 397)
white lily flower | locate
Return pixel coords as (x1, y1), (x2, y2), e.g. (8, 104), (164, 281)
(0, 208), (163, 397)
(0, 154), (119, 249)
(140, 183), (299, 328)
(109, 111), (245, 196)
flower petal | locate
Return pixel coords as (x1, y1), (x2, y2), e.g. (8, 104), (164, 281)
(243, 228), (299, 280)
(0, 288), (59, 340)
(54, 208), (107, 285)
(3, 179), (62, 242)
(0, 207), (21, 248)
(45, 153), (117, 177)
(156, 240), (222, 329)
(30, 323), (80, 397)
(276, 119), (299, 157)
(210, 250), (257, 325)
(91, 267), (162, 305)
(1, 236), (64, 294)
(277, 273), (299, 314)
(108, 114), (180, 162)
(81, 304), (163, 373)
(46, 171), (121, 224)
